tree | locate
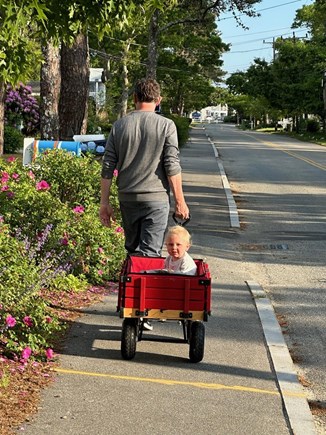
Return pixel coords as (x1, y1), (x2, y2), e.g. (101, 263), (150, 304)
(0, 0), (46, 154)
(40, 41), (61, 139)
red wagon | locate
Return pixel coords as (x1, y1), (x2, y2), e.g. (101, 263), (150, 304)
(117, 255), (211, 362)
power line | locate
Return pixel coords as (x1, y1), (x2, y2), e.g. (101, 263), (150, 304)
(218, 0), (311, 21)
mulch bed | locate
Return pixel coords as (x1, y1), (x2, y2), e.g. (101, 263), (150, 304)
(0, 283), (118, 435)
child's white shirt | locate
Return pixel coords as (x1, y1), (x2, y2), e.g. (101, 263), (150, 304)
(164, 252), (197, 275)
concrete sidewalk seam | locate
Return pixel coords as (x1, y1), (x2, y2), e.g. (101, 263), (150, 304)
(246, 280), (317, 435)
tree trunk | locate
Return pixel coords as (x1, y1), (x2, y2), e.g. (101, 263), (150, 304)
(0, 81), (5, 156)
(59, 32), (90, 140)
(147, 9), (160, 79)
(40, 41), (61, 140)
(119, 40), (132, 119)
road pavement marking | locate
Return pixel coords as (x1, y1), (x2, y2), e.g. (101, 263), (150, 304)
(205, 134), (240, 228)
(55, 367), (306, 398)
(246, 281), (317, 435)
(246, 135), (326, 171)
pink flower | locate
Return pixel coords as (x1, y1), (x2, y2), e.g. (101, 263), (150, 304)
(46, 348), (54, 360)
(60, 237), (69, 246)
(1, 185), (9, 191)
(12, 173), (20, 180)
(7, 156), (16, 163)
(6, 314), (17, 327)
(113, 169), (118, 177)
(97, 247), (104, 254)
(36, 180), (50, 190)
(1, 172), (10, 183)
(115, 226), (124, 233)
(45, 316), (52, 324)
(98, 270), (103, 276)
(0, 216), (3, 223)
(23, 316), (33, 327)
(28, 170), (35, 180)
(21, 347), (32, 361)
(73, 205), (85, 214)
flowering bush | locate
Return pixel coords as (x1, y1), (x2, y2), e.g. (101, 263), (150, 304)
(0, 150), (125, 361)
(0, 223), (61, 360)
(5, 83), (40, 135)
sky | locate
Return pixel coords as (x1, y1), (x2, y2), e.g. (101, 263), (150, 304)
(217, 0), (315, 80)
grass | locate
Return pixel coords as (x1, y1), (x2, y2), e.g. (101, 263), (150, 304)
(256, 128), (326, 147)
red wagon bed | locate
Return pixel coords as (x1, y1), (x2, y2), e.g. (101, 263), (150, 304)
(117, 255), (212, 362)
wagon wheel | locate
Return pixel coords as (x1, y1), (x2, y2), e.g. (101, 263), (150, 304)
(121, 318), (137, 360)
(189, 321), (205, 363)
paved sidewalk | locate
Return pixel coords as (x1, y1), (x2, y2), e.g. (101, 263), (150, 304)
(20, 127), (315, 435)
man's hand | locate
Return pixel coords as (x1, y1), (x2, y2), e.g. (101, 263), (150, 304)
(99, 203), (115, 227)
(174, 200), (189, 220)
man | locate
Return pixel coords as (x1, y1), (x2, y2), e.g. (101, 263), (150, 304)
(100, 78), (189, 257)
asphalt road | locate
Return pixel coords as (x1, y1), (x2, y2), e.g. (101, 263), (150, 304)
(20, 124), (325, 435)
(205, 123), (326, 432)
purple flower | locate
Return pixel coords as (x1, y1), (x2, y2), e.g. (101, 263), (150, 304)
(7, 191), (15, 199)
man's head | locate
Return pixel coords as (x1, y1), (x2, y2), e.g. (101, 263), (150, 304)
(134, 78), (161, 104)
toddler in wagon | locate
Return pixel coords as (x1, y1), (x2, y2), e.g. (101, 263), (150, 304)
(163, 226), (197, 275)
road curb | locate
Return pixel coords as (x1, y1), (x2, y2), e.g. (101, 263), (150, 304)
(246, 281), (317, 435)
(205, 132), (240, 228)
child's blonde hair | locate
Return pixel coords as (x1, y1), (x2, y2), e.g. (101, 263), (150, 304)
(165, 225), (192, 245)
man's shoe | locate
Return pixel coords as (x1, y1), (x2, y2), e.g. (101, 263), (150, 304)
(143, 320), (153, 331)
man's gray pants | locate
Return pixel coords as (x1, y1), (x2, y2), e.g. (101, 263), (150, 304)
(119, 201), (169, 256)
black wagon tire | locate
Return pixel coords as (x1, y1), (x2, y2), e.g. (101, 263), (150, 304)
(121, 318), (137, 360)
(189, 321), (205, 363)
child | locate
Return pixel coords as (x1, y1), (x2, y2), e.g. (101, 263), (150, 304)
(163, 226), (197, 275)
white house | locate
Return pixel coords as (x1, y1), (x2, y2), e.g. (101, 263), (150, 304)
(28, 68), (106, 109)
(201, 104), (228, 121)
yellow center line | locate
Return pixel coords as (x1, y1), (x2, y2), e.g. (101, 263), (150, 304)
(55, 367), (306, 399)
(245, 134), (326, 171)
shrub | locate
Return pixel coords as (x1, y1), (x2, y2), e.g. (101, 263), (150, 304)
(5, 83), (40, 135)
(164, 114), (190, 147)
(0, 150), (125, 361)
(0, 223), (61, 359)
(4, 126), (24, 154)
(306, 119), (320, 133)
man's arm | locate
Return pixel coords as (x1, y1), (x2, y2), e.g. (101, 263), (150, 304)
(99, 178), (115, 227)
(168, 173), (189, 219)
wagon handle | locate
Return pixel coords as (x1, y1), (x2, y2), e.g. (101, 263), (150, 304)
(172, 213), (191, 227)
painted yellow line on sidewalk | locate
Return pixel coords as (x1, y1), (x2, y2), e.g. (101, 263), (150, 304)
(55, 367), (306, 398)
(247, 134), (326, 171)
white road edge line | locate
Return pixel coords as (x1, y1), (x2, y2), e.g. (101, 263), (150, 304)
(246, 280), (317, 435)
(207, 136), (240, 228)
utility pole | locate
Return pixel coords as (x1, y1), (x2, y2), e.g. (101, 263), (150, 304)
(263, 37), (275, 61)
(323, 70), (326, 134)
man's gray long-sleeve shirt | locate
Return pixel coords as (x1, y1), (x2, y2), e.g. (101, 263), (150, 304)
(101, 111), (182, 202)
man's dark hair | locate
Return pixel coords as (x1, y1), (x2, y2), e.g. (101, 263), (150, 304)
(134, 78), (161, 103)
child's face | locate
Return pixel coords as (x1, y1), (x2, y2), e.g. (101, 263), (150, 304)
(166, 234), (190, 260)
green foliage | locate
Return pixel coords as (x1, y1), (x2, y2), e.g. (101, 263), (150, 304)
(0, 151), (125, 360)
(306, 119), (320, 133)
(3, 126), (24, 153)
(164, 114), (190, 147)
(0, 223), (61, 359)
